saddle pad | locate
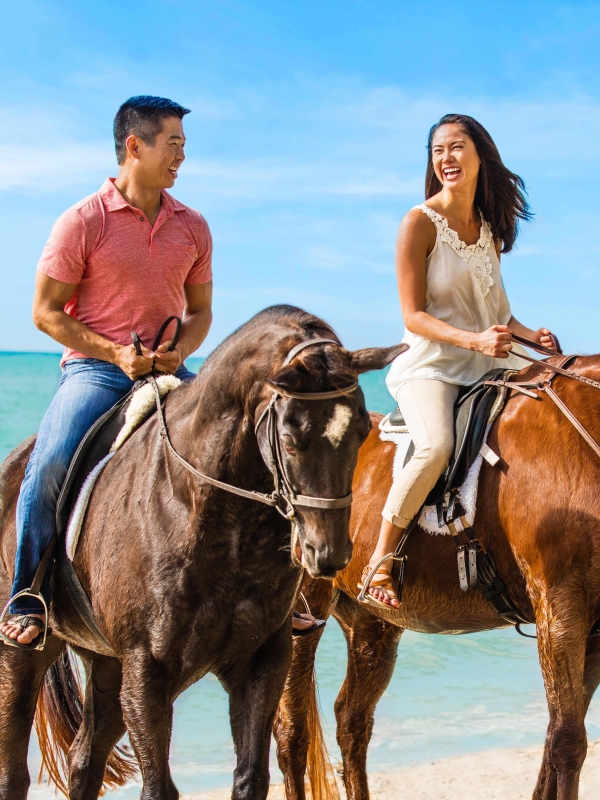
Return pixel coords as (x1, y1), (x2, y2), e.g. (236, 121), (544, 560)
(379, 426), (494, 535)
(65, 375), (181, 560)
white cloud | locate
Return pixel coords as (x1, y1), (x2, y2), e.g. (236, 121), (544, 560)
(3, 87), (600, 196)
(0, 142), (112, 192)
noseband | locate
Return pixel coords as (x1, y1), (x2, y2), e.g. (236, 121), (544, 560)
(150, 337), (358, 521)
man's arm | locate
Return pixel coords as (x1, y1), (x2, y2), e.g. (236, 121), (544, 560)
(33, 272), (155, 379)
(153, 281), (213, 374)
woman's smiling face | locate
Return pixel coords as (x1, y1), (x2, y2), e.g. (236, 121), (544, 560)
(431, 123), (481, 191)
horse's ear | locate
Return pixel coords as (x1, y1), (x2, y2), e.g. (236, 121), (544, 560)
(269, 365), (304, 393)
(348, 343), (409, 375)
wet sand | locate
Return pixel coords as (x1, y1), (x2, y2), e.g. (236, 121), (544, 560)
(184, 740), (600, 799)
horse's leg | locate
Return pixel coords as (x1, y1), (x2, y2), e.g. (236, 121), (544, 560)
(224, 627), (293, 800)
(333, 593), (403, 800)
(119, 651), (178, 800)
(534, 633), (600, 800)
(274, 578), (337, 800)
(531, 587), (589, 800)
(67, 650), (128, 800)
(0, 639), (63, 800)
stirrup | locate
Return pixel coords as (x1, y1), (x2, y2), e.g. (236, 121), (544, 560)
(0, 589), (49, 651)
(357, 552), (403, 608)
(292, 592), (326, 638)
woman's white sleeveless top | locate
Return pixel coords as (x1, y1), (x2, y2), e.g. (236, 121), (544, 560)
(386, 204), (528, 400)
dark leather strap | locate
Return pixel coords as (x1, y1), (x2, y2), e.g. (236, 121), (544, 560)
(131, 316), (182, 356)
(510, 331), (563, 357)
(30, 536), (56, 595)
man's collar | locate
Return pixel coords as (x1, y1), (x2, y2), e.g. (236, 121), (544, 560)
(162, 189), (186, 212)
(100, 178), (186, 213)
(100, 178), (130, 211)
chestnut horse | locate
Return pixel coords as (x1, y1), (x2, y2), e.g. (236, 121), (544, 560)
(274, 354), (600, 800)
(0, 305), (406, 800)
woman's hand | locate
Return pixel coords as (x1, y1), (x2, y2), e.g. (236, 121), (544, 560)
(472, 325), (513, 358)
(534, 328), (558, 351)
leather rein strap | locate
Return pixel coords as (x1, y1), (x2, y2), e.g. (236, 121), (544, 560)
(150, 338), (357, 519)
(507, 333), (600, 461)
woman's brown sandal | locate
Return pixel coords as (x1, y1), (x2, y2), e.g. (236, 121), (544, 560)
(357, 556), (400, 609)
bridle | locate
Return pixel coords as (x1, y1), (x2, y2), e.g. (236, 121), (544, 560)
(150, 337), (359, 522)
(486, 332), (600, 461)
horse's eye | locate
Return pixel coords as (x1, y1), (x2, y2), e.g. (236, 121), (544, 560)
(282, 434), (297, 455)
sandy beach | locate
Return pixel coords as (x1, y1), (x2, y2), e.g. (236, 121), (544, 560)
(181, 740), (600, 800)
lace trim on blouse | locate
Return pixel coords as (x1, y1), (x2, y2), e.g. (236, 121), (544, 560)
(416, 204), (494, 298)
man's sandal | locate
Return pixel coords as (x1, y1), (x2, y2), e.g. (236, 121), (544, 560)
(292, 610), (326, 637)
(0, 589), (51, 651)
(0, 615), (51, 651)
(357, 558), (400, 610)
(292, 592), (326, 638)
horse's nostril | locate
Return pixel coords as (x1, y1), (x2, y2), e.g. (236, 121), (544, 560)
(304, 542), (316, 563)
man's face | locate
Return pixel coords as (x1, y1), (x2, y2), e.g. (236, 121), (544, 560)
(132, 116), (186, 189)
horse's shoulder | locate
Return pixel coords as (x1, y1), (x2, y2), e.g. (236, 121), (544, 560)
(0, 435), (35, 524)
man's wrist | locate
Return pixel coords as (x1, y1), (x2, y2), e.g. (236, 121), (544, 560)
(106, 341), (123, 366)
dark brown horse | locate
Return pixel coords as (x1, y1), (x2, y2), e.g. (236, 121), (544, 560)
(274, 355), (600, 800)
(0, 305), (406, 800)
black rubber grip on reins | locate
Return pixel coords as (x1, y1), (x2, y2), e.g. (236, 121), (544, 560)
(131, 316), (182, 355)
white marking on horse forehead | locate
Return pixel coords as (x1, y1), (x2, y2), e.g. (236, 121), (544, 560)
(323, 404), (352, 448)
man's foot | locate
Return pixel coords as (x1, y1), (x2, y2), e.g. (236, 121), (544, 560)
(358, 564), (400, 609)
(0, 613), (46, 646)
(292, 611), (326, 638)
(292, 611), (317, 632)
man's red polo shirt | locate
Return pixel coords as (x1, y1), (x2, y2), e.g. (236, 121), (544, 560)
(37, 178), (213, 364)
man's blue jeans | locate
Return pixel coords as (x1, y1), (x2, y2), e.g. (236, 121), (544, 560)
(10, 358), (195, 615)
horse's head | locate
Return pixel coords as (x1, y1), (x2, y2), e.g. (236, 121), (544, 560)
(255, 339), (408, 579)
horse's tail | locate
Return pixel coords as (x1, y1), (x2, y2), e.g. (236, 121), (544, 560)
(34, 647), (138, 795)
(305, 666), (340, 800)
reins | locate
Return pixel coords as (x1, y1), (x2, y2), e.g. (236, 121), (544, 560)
(150, 337), (358, 521)
(492, 333), (600, 462)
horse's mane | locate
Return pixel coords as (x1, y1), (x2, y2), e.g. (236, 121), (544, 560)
(199, 305), (356, 390)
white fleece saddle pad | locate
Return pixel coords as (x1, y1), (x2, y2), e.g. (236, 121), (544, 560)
(65, 375), (181, 560)
(379, 417), (498, 536)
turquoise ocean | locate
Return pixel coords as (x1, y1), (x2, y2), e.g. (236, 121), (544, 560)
(2, 353), (599, 795)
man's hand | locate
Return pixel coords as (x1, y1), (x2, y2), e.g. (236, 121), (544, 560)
(153, 340), (183, 375)
(114, 343), (155, 380)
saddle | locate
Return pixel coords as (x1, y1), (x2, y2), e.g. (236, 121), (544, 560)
(53, 317), (184, 650)
(54, 385), (144, 650)
(386, 368), (510, 509)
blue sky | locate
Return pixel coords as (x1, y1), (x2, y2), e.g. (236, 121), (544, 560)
(2, 0), (600, 355)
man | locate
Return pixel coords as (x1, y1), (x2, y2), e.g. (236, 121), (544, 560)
(0, 96), (213, 647)
(1, 95), (316, 648)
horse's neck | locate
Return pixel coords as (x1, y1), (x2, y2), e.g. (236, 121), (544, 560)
(166, 373), (270, 492)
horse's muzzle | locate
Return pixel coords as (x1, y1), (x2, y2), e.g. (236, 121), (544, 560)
(301, 536), (353, 579)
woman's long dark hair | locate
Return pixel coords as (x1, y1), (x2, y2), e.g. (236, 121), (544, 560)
(425, 114), (532, 253)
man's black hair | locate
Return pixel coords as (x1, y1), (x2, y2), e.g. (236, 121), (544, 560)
(113, 96), (191, 164)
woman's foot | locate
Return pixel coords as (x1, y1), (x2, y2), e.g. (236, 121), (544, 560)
(358, 563), (400, 608)
(0, 613), (46, 646)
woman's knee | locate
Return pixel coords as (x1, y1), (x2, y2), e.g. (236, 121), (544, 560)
(414, 437), (454, 473)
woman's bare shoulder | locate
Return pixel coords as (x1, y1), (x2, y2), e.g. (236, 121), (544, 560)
(398, 207), (437, 248)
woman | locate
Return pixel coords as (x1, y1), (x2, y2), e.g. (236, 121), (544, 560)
(360, 113), (557, 609)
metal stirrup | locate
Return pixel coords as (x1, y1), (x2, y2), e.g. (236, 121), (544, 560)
(357, 551), (403, 603)
(0, 589), (49, 651)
